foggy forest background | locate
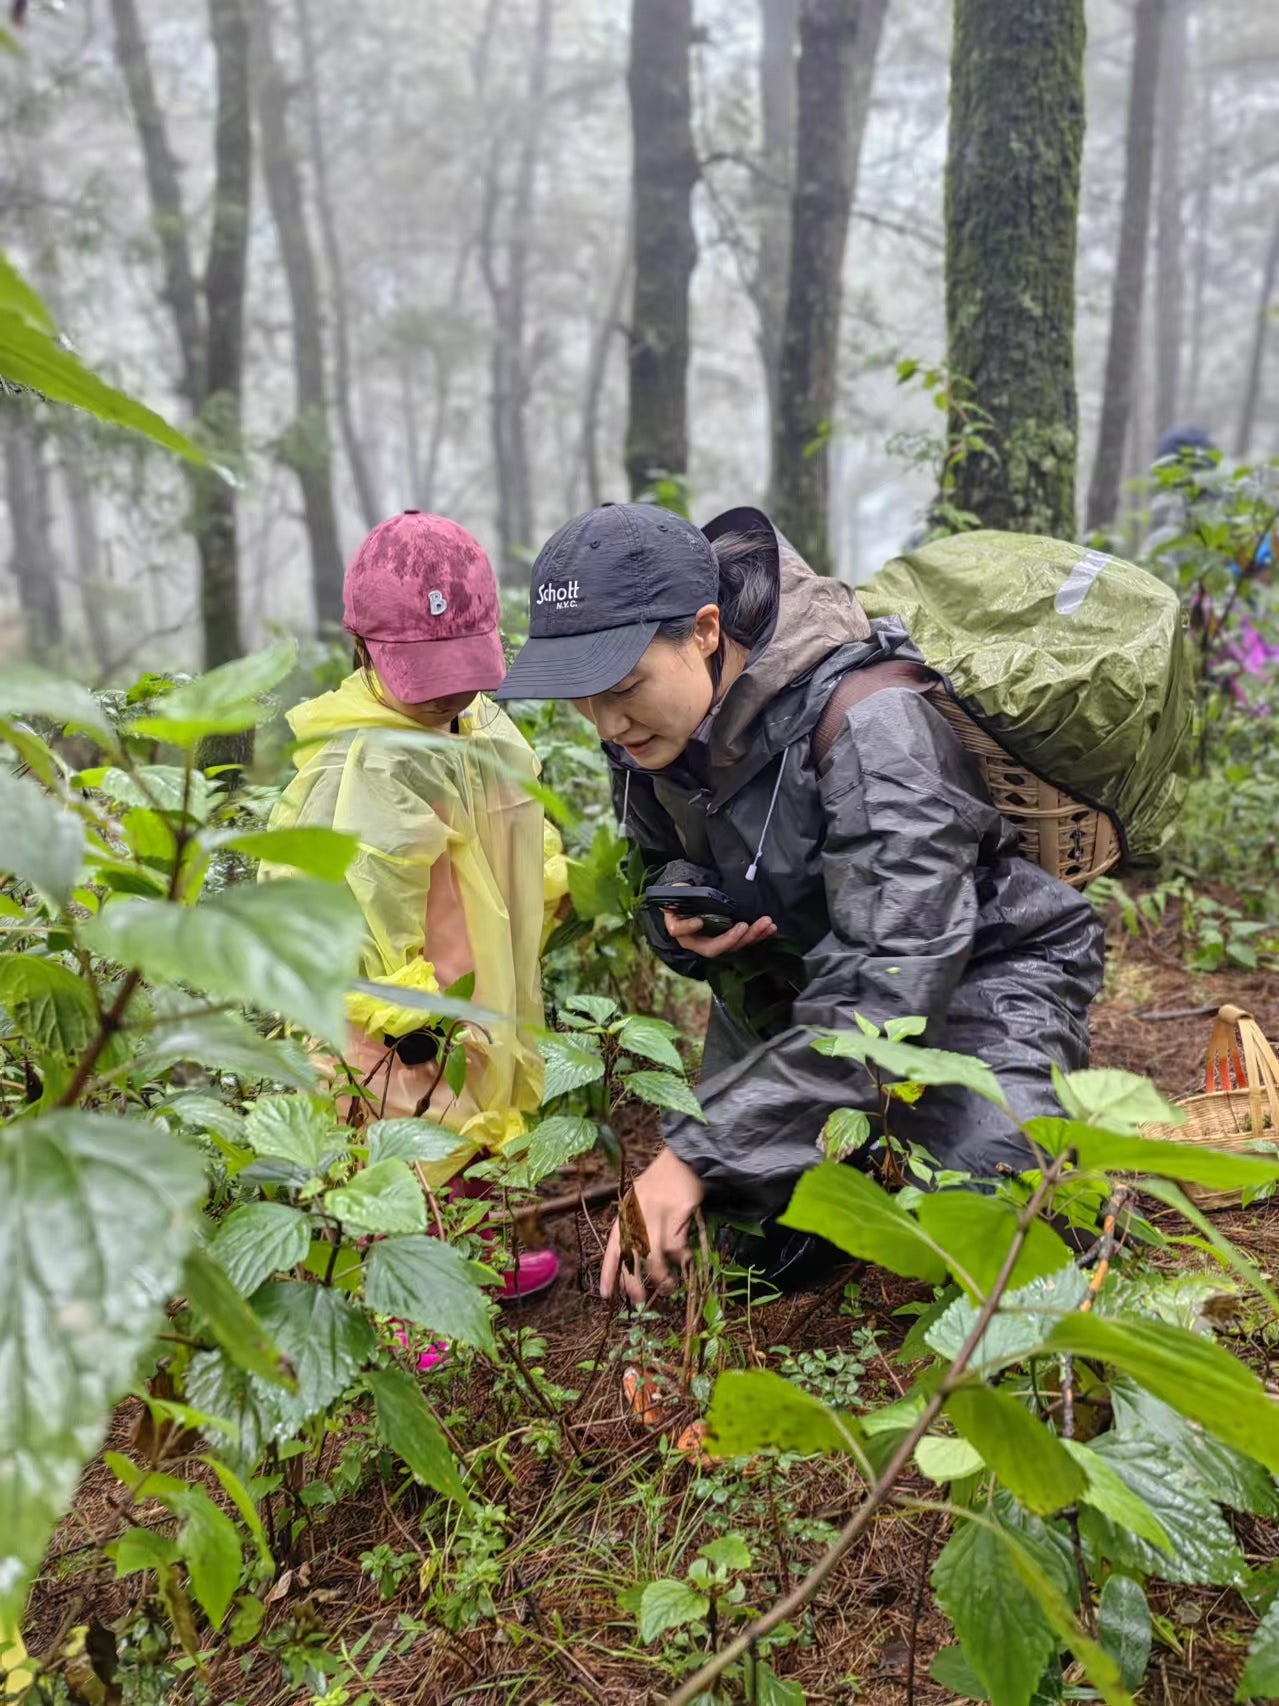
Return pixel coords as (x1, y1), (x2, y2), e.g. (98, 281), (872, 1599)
(1, 0), (1276, 676)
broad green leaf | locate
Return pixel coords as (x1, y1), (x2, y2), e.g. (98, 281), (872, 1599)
(181, 1249), (295, 1388)
(930, 1645), (990, 1700)
(0, 768), (85, 908)
(141, 1006), (317, 1090)
(0, 718), (59, 787)
(1077, 1434), (1246, 1586)
(204, 1457), (273, 1572)
(752, 1663), (805, 1706)
(168, 1484), (241, 1627)
(362, 1234), (496, 1355)
(1045, 1314), (1279, 1475)
(83, 877), (364, 1044)
(815, 1030), (1008, 1108)
(1099, 1575), (1151, 1692)
(155, 1092), (246, 1145)
(923, 1265), (1088, 1369)
(78, 764), (217, 819)
(1050, 1068), (1182, 1135)
(562, 993), (618, 1025)
(0, 254), (207, 466)
(248, 1282), (375, 1440)
(1109, 1379), (1278, 1516)
(243, 1093), (334, 1173)
(932, 1516), (1063, 1706)
(946, 1383), (1085, 1514)
(520, 1114), (598, 1185)
(821, 1107), (872, 1162)
(637, 1578), (710, 1645)
(214, 826), (358, 882)
(228, 1593), (266, 1648)
(623, 1069), (705, 1121)
(130, 641), (297, 744)
(366, 1118), (465, 1166)
(915, 1193), (1074, 1300)
(616, 1014), (683, 1070)
(0, 954), (97, 1057)
(700, 1534), (751, 1571)
(0, 662), (115, 746)
(1238, 1596), (1279, 1699)
(185, 1350), (267, 1473)
(1026, 1117), (1279, 1194)
(324, 1159), (426, 1235)
(780, 1163), (948, 1283)
(209, 1204), (311, 1295)
(1060, 1439), (1172, 1552)
(123, 805), (179, 867)
(915, 1435), (986, 1483)
(366, 1366), (468, 1503)
(703, 1369), (867, 1461)
(110, 1527), (181, 1577)
(885, 1015), (927, 1042)
(539, 1033), (605, 1101)
(0, 1111), (203, 1622)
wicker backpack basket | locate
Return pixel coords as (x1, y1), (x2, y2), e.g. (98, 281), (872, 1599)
(930, 693), (1121, 890)
(1142, 1003), (1279, 1211)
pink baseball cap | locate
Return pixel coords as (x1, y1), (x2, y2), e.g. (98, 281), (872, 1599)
(343, 511), (506, 703)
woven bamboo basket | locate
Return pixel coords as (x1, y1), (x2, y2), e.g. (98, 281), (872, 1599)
(1143, 1004), (1279, 1211)
(929, 692), (1121, 889)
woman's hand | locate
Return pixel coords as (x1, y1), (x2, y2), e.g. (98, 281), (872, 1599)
(600, 1145), (706, 1304)
(663, 909), (777, 959)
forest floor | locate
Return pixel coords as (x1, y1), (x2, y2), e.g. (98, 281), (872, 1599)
(28, 904), (1279, 1706)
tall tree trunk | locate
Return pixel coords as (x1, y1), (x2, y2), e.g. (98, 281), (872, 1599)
(756, 0), (799, 455)
(770, 0), (887, 573)
(293, 0), (380, 531)
(197, 0), (252, 668)
(480, 0), (554, 581)
(252, 0), (344, 628)
(108, 0), (202, 408)
(1234, 207), (1279, 458)
(624, 0), (698, 501)
(579, 221), (633, 510)
(61, 437), (112, 674)
(3, 411), (63, 658)
(945, 0), (1085, 537)
(1154, 0), (1187, 435)
(1085, 0), (1162, 532)
(1185, 20), (1215, 420)
(111, 0), (250, 666)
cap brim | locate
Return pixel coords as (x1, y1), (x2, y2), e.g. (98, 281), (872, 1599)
(367, 627), (506, 702)
(494, 621), (659, 700)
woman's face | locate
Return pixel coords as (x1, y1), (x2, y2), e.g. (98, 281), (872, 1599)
(572, 606), (720, 769)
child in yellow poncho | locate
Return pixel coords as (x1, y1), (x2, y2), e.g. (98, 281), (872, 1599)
(268, 510), (566, 1297)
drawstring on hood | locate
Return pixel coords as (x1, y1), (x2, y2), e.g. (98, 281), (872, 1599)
(745, 748), (787, 881)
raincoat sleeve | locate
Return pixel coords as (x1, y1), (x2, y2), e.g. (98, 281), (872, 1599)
(664, 690), (992, 1217)
(341, 757), (455, 1041)
(609, 759), (714, 980)
(541, 819), (570, 951)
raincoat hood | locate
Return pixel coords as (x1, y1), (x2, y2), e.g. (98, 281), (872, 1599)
(710, 542), (875, 766)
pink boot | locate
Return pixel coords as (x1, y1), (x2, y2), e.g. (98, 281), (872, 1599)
(501, 1245), (561, 1299)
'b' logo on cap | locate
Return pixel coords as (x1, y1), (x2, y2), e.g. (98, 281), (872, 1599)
(428, 590), (448, 616)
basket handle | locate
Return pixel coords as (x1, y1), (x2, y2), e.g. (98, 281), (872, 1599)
(1205, 1004), (1279, 1138)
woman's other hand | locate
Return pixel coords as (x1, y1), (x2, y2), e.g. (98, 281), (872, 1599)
(662, 909), (777, 959)
(600, 1145), (706, 1304)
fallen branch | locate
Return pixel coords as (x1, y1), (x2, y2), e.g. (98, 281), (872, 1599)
(485, 1177), (621, 1227)
(665, 1153), (1072, 1706)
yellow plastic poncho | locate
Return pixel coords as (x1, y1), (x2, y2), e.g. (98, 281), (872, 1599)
(266, 672), (562, 1179)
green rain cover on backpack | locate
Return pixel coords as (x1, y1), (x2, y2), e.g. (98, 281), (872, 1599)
(858, 531), (1193, 860)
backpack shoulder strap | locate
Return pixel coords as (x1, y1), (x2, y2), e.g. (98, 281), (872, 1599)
(811, 659), (937, 767)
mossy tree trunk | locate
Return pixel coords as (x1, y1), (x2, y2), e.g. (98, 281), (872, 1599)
(1086, 0), (1162, 533)
(944, 0), (1086, 539)
(770, 0), (887, 574)
(625, 0), (698, 502)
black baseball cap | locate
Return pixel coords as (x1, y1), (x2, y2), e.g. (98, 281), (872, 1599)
(496, 503), (722, 700)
